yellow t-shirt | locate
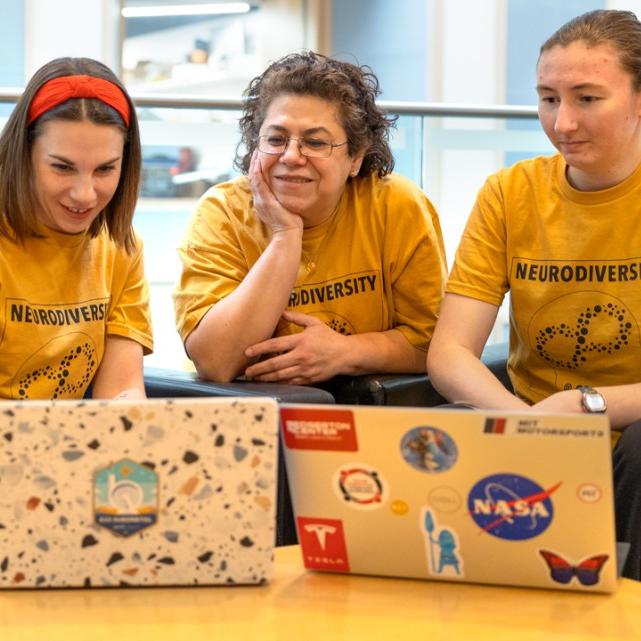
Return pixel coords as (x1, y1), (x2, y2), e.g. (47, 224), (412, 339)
(0, 226), (153, 399)
(448, 154), (641, 403)
(174, 173), (447, 352)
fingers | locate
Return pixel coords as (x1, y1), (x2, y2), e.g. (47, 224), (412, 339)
(250, 365), (308, 383)
(245, 336), (294, 360)
(249, 151), (303, 234)
(245, 354), (308, 382)
(249, 150), (271, 204)
(281, 310), (322, 327)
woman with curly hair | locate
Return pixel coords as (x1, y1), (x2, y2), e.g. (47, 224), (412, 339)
(174, 52), (446, 384)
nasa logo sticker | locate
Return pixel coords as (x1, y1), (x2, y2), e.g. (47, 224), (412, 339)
(467, 473), (561, 540)
(333, 464), (388, 510)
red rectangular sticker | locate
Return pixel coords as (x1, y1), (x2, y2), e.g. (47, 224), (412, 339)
(297, 516), (350, 572)
(280, 407), (358, 451)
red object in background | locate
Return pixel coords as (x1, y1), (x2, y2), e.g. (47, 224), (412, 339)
(297, 516), (350, 572)
(280, 407), (358, 451)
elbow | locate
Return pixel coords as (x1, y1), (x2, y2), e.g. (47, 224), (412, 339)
(426, 342), (445, 386)
(193, 358), (243, 384)
(185, 336), (245, 384)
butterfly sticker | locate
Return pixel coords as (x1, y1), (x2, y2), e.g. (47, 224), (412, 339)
(539, 549), (609, 586)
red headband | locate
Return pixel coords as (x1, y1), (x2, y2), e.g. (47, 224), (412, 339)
(27, 75), (131, 127)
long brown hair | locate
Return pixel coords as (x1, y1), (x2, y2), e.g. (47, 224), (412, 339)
(0, 57), (141, 252)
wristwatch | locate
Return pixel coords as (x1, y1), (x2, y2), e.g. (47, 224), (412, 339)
(577, 386), (607, 413)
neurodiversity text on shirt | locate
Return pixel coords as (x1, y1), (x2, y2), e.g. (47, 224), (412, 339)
(514, 259), (641, 283)
(10, 302), (108, 325)
(289, 273), (378, 307)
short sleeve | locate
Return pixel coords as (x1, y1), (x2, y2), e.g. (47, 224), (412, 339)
(106, 236), (154, 354)
(446, 173), (509, 307)
(383, 177), (448, 351)
(173, 184), (261, 342)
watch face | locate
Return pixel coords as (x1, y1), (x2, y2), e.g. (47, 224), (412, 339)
(583, 391), (606, 413)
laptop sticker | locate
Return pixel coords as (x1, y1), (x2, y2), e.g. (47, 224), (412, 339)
(390, 500), (409, 515)
(399, 426), (458, 473)
(280, 408), (358, 451)
(297, 516), (350, 572)
(333, 465), (388, 510)
(577, 483), (602, 503)
(427, 486), (463, 514)
(538, 549), (609, 587)
(483, 417), (507, 434)
(421, 507), (464, 578)
(467, 474), (561, 540)
(94, 459), (158, 537)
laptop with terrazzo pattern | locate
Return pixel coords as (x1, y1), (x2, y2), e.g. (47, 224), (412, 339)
(0, 397), (278, 588)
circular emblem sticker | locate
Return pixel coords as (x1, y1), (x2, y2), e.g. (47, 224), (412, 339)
(467, 473), (560, 541)
(427, 486), (462, 514)
(577, 483), (602, 503)
(400, 426), (458, 473)
(333, 465), (387, 510)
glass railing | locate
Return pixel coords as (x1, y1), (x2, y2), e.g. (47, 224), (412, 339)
(0, 91), (551, 367)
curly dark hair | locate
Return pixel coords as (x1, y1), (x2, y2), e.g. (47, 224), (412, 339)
(235, 51), (396, 178)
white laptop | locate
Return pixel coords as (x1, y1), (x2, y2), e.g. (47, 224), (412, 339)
(0, 396), (278, 588)
(280, 404), (618, 593)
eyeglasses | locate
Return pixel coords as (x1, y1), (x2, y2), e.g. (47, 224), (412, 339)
(257, 134), (348, 159)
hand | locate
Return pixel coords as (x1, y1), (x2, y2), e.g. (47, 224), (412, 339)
(244, 311), (348, 384)
(530, 389), (583, 413)
(249, 150), (304, 235)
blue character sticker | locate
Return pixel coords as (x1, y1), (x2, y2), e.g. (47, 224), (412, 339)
(421, 507), (463, 577)
(400, 426), (458, 473)
(94, 458), (158, 537)
(467, 473), (561, 541)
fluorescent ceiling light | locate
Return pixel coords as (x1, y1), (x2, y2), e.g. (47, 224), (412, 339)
(122, 3), (251, 18)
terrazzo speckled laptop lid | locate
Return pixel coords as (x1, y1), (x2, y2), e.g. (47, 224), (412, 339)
(0, 396), (278, 589)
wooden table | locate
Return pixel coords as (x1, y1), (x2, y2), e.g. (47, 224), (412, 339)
(1, 545), (640, 640)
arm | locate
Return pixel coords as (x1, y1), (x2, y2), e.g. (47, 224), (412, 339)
(93, 232), (152, 399)
(92, 335), (145, 399)
(427, 293), (528, 409)
(245, 176), (445, 384)
(531, 384), (641, 430)
(245, 311), (425, 384)
(184, 152), (304, 383)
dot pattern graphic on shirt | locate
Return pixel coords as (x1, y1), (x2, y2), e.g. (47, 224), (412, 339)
(17, 340), (97, 399)
(327, 319), (352, 335)
(535, 302), (632, 370)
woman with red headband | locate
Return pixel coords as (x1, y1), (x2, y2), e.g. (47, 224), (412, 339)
(0, 57), (153, 400)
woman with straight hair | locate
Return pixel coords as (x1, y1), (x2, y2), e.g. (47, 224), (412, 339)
(0, 57), (153, 400)
(427, 9), (641, 580)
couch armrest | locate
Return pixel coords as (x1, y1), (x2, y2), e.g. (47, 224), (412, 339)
(143, 366), (336, 404)
(316, 342), (510, 406)
(318, 373), (446, 406)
